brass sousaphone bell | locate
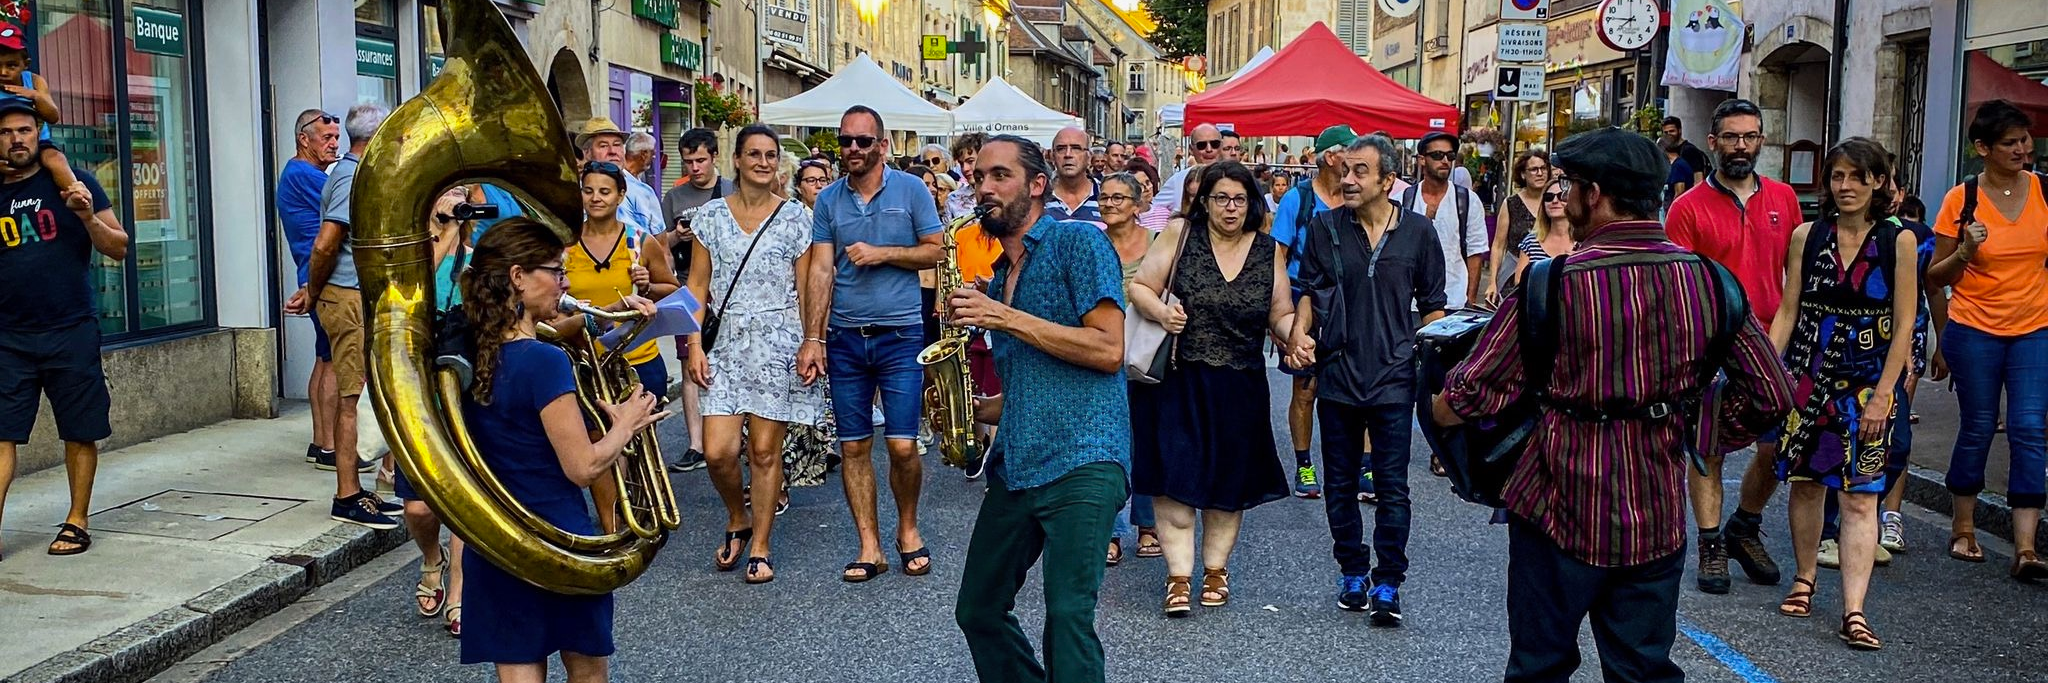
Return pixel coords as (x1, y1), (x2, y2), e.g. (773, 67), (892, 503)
(355, 0), (677, 595)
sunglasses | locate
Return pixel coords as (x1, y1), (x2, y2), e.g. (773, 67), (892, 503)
(1191, 140), (1222, 151)
(581, 161), (621, 174)
(1418, 151), (1457, 161)
(838, 135), (879, 150)
(923, 157), (944, 165)
(1541, 191), (1563, 203)
(297, 114), (339, 133)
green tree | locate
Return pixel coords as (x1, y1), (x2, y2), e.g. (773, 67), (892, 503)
(1146, 0), (1206, 60)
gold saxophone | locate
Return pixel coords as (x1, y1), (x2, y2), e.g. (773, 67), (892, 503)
(918, 207), (991, 468)
(354, 0), (677, 595)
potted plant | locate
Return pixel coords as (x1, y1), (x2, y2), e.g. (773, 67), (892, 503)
(693, 78), (755, 129)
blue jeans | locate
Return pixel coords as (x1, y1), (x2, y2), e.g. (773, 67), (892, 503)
(1318, 400), (1413, 585)
(1942, 322), (2048, 510)
(1113, 495), (1155, 539)
(826, 325), (926, 442)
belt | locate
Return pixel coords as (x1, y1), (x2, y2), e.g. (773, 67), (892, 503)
(1543, 398), (1691, 423)
(847, 324), (913, 337)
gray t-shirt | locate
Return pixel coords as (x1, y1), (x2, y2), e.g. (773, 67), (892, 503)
(661, 177), (738, 232)
(317, 153), (362, 289)
(810, 169), (944, 328)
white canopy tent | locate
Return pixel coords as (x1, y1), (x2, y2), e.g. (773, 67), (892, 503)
(758, 53), (954, 132)
(1160, 47), (1274, 129)
(951, 77), (1082, 145)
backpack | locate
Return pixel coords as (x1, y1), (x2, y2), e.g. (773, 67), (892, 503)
(1958, 171), (2048, 227)
(1283, 183), (1323, 265)
(1400, 184), (1473, 252)
(1423, 253), (1748, 508)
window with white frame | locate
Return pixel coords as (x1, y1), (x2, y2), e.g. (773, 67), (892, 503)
(1127, 62), (1146, 92)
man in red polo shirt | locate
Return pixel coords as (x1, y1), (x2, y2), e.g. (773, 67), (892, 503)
(1665, 98), (1802, 597)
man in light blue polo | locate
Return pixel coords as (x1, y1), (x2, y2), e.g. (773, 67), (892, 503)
(797, 104), (945, 583)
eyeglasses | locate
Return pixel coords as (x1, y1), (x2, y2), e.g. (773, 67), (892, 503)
(923, 157), (944, 165)
(1523, 165), (1550, 176)
(1098, 194), (1136, 206)
(1206, 194), (1249, 208)
(1191, 140), (1221, 151)
(581, 161), (621, 174)
(837, 135), (879, 149)
(1418, 150), (1457, 161)
(528, 264), (568, 281)
(297, 114), (338, 133)
(1714, 132), (1765, 146)
(800, 176), (832, 185)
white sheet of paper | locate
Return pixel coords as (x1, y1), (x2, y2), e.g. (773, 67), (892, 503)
(598, 288), (704, 350)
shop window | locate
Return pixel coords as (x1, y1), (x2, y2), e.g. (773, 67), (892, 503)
(1955, 39), (2048, 181)
(30, 0), (211, 339)
(356, 0), (399, 107)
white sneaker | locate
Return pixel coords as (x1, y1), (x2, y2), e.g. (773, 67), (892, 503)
(1880, 511), (1906, 553)
(1818, 539), (1840, 569)
(1874, 541), (1893, 567)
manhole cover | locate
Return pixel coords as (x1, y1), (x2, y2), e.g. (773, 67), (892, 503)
(88, 490), (306, 541)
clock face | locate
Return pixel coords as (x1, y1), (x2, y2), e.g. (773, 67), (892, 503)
(1598, 0), (1660, 51)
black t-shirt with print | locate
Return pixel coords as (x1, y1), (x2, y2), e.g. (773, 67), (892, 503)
(0, 167), (112, 331)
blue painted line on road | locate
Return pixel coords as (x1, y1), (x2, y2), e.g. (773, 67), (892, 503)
(1678, 615), (1781, 683)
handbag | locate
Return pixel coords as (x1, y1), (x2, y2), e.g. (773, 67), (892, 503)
(1123, 222), (1193, 383)
(701, 200), (787, 353)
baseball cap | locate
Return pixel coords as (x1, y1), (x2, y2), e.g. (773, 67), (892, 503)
(1418, 131), (1460, 151)
(1550, 127), (1666, 199)
(0, 98), (37, 121)
(0, 23), (23, 52)
(1314, 125), (1357, 153)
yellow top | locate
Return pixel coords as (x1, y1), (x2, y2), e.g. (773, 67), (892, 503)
(565, 229), (660, 365)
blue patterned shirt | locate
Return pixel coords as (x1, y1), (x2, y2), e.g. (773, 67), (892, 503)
(987, 215), (1131, 490)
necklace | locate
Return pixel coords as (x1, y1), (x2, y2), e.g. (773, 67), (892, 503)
(1985, 174), (2017, 197)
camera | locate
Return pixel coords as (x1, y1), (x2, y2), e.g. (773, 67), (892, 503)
(450, 202), (500, 221)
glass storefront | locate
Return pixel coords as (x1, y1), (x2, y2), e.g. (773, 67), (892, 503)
(356, 0), (399, 106)
(33, 0), (209, 339)
(1955, 37), (2048, 180)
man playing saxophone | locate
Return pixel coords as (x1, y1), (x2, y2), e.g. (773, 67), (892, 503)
(948, 135), (1129, 683)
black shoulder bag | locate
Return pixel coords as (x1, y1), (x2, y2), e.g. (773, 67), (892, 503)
(700, 200), (789, 353)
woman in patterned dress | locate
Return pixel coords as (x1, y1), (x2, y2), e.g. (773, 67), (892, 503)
(780, 158), (839, 487)
(1765, 138), (1917, 651)
(684, 124), (827, 584)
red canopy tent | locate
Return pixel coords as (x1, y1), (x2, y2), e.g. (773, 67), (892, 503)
(1965, 51), (2048, 137)
(1183, 21), (1458, 138)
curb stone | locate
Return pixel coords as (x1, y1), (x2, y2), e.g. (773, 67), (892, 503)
(5, 525), (408, 683)
(1901, 463), (2048, 551)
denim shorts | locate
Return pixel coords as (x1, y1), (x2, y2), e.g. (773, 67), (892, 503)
(826, 325), (926, 442)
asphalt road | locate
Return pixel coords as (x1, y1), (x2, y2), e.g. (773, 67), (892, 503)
(157, 370), (2048, 683)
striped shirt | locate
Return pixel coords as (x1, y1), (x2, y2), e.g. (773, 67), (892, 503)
(1442, 221), (1794, 568)
(1045, 181), (1104, 231)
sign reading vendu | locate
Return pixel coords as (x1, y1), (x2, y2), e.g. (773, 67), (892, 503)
(132, 6), (185, 58)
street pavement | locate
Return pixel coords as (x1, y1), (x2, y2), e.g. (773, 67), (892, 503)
(154, 370), (2048, 683)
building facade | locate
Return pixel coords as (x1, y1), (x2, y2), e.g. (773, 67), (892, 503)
(1919, 0), (2048, 203)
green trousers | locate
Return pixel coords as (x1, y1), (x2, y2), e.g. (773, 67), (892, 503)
(954, 461), (1126, 683)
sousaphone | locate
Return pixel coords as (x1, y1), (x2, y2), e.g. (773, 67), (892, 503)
(355, 0), (677, 595)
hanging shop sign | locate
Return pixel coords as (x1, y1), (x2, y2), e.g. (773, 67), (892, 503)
(355, 37), (398, 79)
(132, 6), (185, 58)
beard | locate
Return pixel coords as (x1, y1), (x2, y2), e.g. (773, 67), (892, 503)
(1564, 193), (1594, 239)
(4, 144), (35, 169)
(845, 146), (880, 174)
(979, 195), (1034, 238)
(1720, 153), (1755, 179)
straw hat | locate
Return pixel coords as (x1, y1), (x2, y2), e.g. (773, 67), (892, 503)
(574, 117), (627, 149)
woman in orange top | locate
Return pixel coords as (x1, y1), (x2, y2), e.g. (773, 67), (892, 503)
(1927, 99), (2048, 579)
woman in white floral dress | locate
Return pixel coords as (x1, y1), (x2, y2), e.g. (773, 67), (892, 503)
(684, 124), (826, 584)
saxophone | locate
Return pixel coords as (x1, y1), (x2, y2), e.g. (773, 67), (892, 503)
(918, 206), (992, 468)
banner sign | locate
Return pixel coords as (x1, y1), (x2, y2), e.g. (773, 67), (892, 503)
(1662, 0), (1743, 90)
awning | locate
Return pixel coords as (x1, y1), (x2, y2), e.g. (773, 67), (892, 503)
(758, 53), (954, 132)
(1183, 22), (1458, 138)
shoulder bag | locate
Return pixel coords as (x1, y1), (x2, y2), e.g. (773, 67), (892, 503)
(1124, 222), (1194, 383)
(701, 200), (789, 353)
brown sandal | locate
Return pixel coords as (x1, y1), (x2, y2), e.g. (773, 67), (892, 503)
(1839, 611), (1882, 651)
(2013, 550), (2048, 580)
(1106, 539), (1123, 567)
(1200, 567), (1231, 607)
(1778, 576), (1815, 618)
(1164, 576), (1193, 617)
(1949, 532), (1986, 563)
(1136, 527), (1162, 558)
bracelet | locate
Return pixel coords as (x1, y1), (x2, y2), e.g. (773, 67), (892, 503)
(804, 337), (827, 346)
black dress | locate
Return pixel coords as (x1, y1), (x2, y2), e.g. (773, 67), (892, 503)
(1130, 227), (1290, 512)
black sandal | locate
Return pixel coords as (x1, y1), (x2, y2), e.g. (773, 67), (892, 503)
(714, 529), (753, 572)
(900, 547), (933, 576)
(1778, 577), (1815, 618)
(842, 561), (889, 582)
(744, 556), (776, 584)
(48, 523), (91, 556)
(1839, 611), (1882, 651)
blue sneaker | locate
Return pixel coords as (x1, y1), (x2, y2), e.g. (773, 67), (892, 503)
(1357, 469), (1377, 504)
(1368, 583), (1403, 627)
(1337, 575), (1369, 612)
(330, 493), (400, 530)
(1294, 465), (1322, 498)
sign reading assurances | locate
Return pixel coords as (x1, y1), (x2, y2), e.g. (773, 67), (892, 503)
(1495, 65), (1544, 101)
(1498, 24), (1548, 62)
(921, 35), (948, 60)
(132, 6), (185, 58)
(1500, 0), (1549, 21)
(356, 37), (397, 79)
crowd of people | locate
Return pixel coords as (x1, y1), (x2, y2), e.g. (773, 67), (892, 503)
(0, 51), (2040, 681)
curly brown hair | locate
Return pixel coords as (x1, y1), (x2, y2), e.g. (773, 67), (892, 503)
(458, 217), (567, 405)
